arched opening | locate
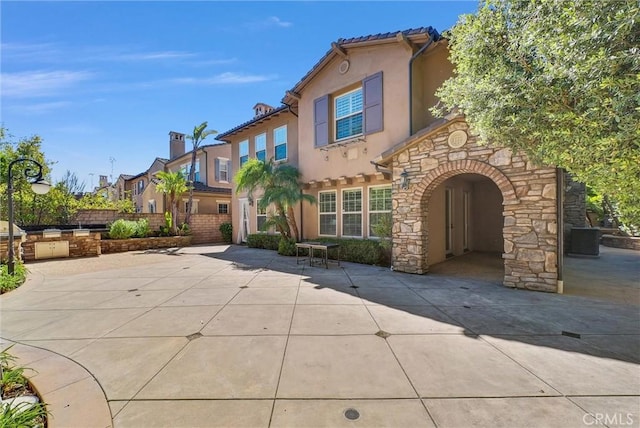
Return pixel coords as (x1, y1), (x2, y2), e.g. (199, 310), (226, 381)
(425, 173), (504, 281)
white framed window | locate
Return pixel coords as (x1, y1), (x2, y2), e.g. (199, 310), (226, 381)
(218, 203), (229, 214)
(183, 198), (199, 214)
(180, 161), (200, 182)
(255, 133), (266, 162)
(342, 188), (362, 237)
(256, 199), (268, 232)
(137, 180), (145, 194)
(369, 185), (392, 237)
(318, 190), (337, 236)
(148, 200), (156, 213)
(274, 125), (287, 161)
(239, 140), (249, 167)
(335, 88), (363, 141)
(219, 158), (229, 182)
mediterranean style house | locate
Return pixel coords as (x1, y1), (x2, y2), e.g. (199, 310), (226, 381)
(115, 131), (232, 217)
(217, 27), (582, 293)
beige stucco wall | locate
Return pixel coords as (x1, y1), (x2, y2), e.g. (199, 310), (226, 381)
(411, 42), (454, 133)
(297, 42), (413, 183)
(226, 112), (299, 244)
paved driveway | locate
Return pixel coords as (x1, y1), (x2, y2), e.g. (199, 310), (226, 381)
(1, 245), (639, 427)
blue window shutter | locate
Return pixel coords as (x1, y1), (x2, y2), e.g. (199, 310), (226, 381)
(215, 158), (220, 182)
(314, 95), (329, 148)
(363, 71), (383, 135)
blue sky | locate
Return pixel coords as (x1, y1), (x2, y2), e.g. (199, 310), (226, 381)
(1, 1), (477, 188)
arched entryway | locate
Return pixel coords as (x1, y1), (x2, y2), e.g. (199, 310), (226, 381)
(426, 173), (504, 282)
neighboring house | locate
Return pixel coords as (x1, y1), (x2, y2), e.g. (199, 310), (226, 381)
(115, 131), (232, 217)
(216, 103), (299, 243)
(220, 26), (578, 292)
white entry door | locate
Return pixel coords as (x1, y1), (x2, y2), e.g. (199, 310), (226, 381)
(239, 198), (250, 243)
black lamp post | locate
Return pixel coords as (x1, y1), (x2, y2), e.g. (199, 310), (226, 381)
(6, 158), (51, 275)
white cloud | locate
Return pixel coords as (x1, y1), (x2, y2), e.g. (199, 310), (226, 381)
(243, 16), (293, 30)
(103, 50), (197, 62)
(9, 101), (72, 114)
(170, 72), (276, 85)
(1, 70), (94, 98)
(267, 16), (293, 28)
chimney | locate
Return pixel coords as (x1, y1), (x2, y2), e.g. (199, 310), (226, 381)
(169, 131), (185, 159)
(99, 175), (109, 187)
(253, 103), (274, 118)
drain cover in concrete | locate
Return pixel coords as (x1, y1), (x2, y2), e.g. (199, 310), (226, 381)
(375, 330), (391, 339)
(186, 332), (203, 341)
(562, 330), (581, 339)
(344, 408), (360, 420)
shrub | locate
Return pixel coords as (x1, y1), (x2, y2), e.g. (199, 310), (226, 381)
(178, 223), (190, 236)
(246, 233), (280, 250)
(309, 238), (383, 265)
(1, 346), (48, 426)
(278, 237), (297, 256)
(108, 219), (137, 239)
(0, 262), (27, 294)
(134, 219), (150, 238)
(219, 222), (233, 244)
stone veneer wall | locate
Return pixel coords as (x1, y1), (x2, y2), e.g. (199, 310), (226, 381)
(392, 119), (559, 292)
(601, 235), (640, 251)
(101, 236), (192, 253)
(75, 210), (232, 244)
(563, 173), (587, 253)
(0, 236), (25, 262)
(22, 231), (101, 262)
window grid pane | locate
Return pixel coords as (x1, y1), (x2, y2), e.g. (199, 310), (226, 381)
(274, 126), (287, 161)
(255, 134), (266, 152)
(240, 155), (248, 167)
(256, 150), (266, 162)
(239, 140), (249, 157)
(319, 192), (337, 235)
(342, 189), (362, 237)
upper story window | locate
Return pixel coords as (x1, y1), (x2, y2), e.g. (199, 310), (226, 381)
(255, 133), (266, 162)
(180, 161), (200, 182)
(274, 125), (287, 161)
(335, 89), (363, 141)
(314, 71), (383, 148)
(239, 140), (249, 167)
(217, 158), (229, 182)
(137, 180), (145, 194)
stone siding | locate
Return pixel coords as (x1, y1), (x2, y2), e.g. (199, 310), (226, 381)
(0, 236), (25, 262)
(22, 231), (101, 261)
(101, 236), (192, 254)
(75, 210), (231, 244)
(392, 119), (559, 292)
(563, 174), (587, 253)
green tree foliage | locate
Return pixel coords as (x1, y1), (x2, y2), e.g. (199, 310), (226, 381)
(435, 0), (640, 226)
(184, 121), (217, 225)
(156, 170), (187, 235)
(1, 128), (134, 226)
(234, 158), (315, 242)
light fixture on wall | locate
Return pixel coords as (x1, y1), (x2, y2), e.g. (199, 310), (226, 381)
(400, 169), (410, 190)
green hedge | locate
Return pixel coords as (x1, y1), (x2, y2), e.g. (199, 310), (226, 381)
(246, 233), (281, 250)
(246, 234), (388, 265)
(311, 238), (384, 265)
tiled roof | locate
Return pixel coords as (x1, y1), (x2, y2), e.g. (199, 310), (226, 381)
(216, 105), (289, 141)
(119, 174), (134, 180)
(156, 157), (169, 163)
(283, 26), (440, 102)
(191, 181), (232, 195)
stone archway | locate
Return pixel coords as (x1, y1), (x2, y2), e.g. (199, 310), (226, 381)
(392, 158), (558, 292)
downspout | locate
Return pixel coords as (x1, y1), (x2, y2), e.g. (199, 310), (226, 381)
(300, 189), (304, 242)
(283, 102), (298, 117)
(408, 30), (438, 135)
(556, 168), (564, 293)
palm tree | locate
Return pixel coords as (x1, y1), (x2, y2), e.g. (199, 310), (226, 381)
(235, 158), (315, 242)
(156, 170), (187, 235)
(184, 122), (217, 225)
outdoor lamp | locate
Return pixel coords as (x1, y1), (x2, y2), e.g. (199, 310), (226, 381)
(400, 169), (410, 190)
(6, 158), (51, 275)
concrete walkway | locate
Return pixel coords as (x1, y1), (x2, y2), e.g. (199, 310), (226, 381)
(1, 245), (638, 427)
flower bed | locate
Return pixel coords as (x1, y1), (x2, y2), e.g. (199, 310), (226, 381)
(100, 236), (192, 253)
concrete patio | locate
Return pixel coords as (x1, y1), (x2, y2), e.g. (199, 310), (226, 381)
(1, 245), (638, 427)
